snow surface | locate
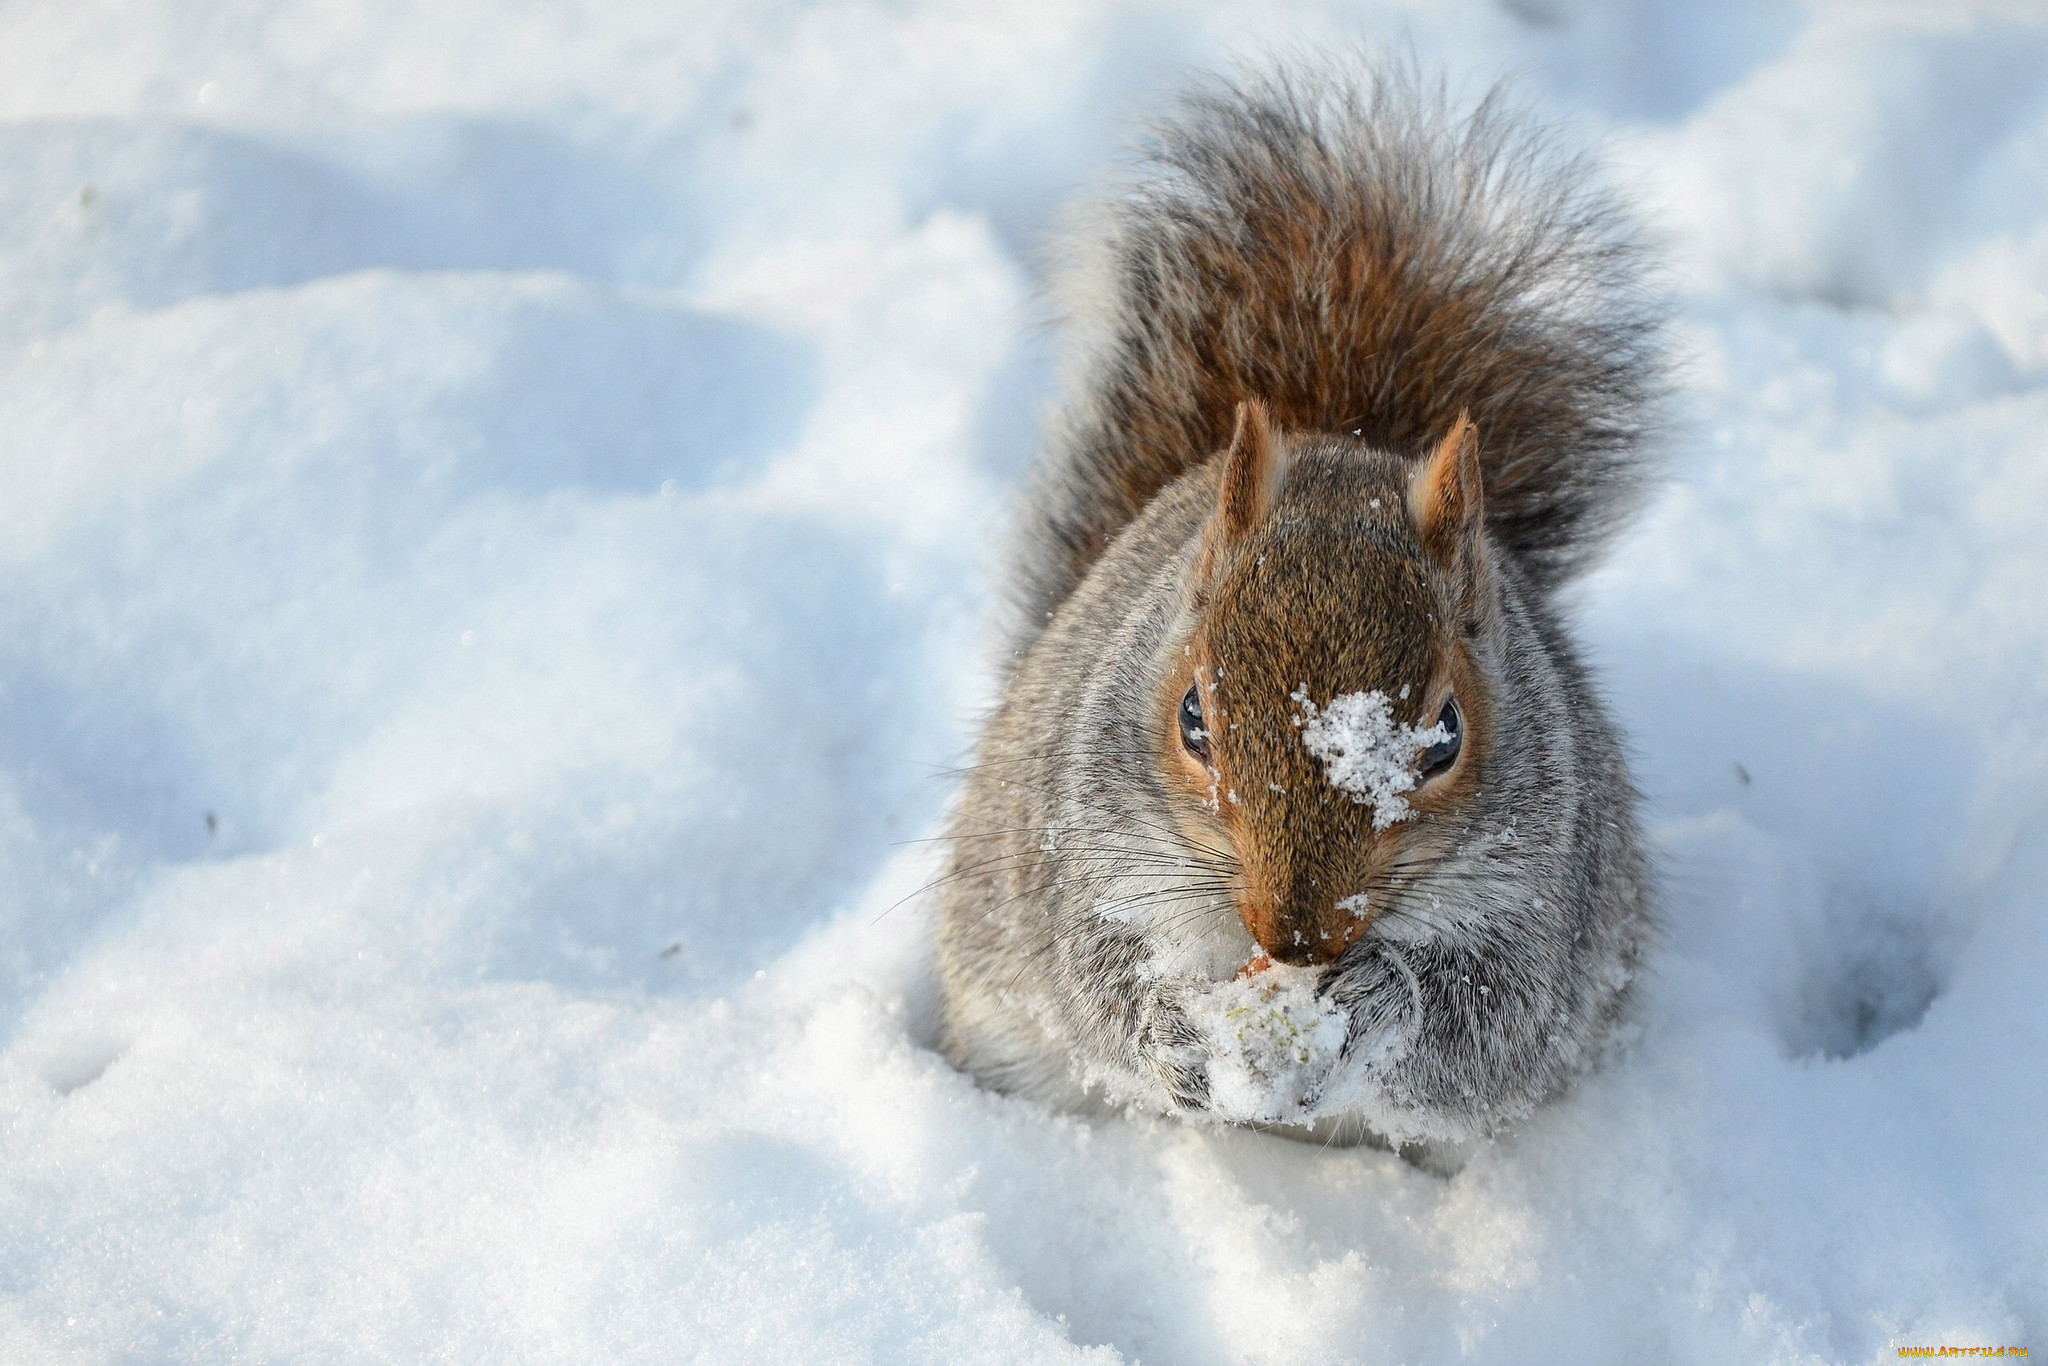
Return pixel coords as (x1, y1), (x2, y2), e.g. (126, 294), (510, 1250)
(1292, 686), (1447, 829)
(1, 1), (2045, 1362)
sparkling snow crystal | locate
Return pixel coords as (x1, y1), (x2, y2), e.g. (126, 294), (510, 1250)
(1291, 686), (1448, 829)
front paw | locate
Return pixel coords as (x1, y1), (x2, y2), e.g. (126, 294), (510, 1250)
(1313, 940), (1550, 1142)
(1303, 944), (1422, 1109)
(1137, 997), (1212, 1113)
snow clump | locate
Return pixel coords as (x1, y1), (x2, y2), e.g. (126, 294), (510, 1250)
(1291, 686), (1448, 829)
(1181, 964), (1349, 1124)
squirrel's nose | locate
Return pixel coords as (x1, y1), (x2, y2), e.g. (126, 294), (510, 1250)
(1236, 890), (1355, 967)
(1266, 927), (1336, 967)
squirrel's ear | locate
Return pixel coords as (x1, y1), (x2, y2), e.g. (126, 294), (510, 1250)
(1408, 413), (1488, 607)
(1197, 398), (1288, 579)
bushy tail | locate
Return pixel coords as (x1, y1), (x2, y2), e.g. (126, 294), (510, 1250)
(1015, 62), (1663, 634)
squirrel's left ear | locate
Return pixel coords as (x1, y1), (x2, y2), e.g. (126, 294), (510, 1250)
(1408, 413), (1489, 617)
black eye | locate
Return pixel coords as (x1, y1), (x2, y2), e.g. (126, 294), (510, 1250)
(1179, 683), (1211, 764)
(1419, 698), (1462, 779)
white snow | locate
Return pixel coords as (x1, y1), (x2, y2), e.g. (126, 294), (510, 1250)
(2, 2), (2045, 1363)
(1292, 685), (1448, 828)
(1182, 963), (1351, 1126)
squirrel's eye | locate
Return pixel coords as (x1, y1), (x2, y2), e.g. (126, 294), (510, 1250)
(1419, 698), (1462, 779)
(1178, 683), (1211, 764)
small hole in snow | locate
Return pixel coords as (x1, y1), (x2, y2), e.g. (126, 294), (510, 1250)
(1781, 889), (1947, 1060)
(36, 1037), (127, 1095)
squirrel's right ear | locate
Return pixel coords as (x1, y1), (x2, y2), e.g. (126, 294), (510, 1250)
(1408, 412), (1489, 613)
(1196, 398), (1288, 580)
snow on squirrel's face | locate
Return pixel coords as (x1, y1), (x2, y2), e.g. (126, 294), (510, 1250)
(1156, 410), (1490, 969)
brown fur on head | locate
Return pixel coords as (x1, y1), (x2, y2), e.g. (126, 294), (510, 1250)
(1159, 407), (1492, 966)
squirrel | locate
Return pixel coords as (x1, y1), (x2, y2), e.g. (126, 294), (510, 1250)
(933, 62), (1663, 1146)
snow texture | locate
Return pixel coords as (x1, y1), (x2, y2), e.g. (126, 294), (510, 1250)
(1, 2), (2046, 1363)
(1292, 685), (1448, 828)
(1182, 964), (1351, 1125)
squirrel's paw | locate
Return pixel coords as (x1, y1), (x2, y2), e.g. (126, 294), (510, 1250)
(1136, 996), (1212, 1114)
(1305, 944), (1466, 1137)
